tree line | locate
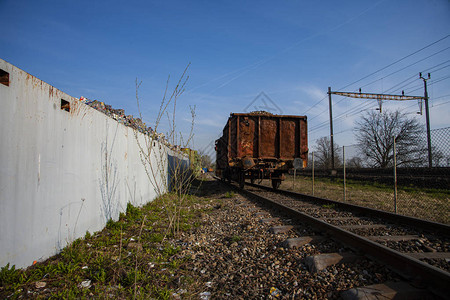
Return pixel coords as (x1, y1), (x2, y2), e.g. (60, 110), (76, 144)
(311, 109), (446, 169)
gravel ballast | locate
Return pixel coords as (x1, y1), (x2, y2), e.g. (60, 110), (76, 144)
(174, 178), (400, 299)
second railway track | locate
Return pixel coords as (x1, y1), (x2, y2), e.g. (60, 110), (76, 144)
(222, 178), (450, 298)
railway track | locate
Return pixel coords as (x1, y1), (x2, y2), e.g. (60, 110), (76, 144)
(218, 177), (450, 298)
(294, 168), (449, 189)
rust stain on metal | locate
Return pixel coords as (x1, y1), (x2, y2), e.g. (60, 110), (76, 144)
(26, 73), (39, 88)
(215, 112), (308, 188)
(215, 112), (308, 186)
(69, 98), (90, 118)
(48, 86), (54, 97)
(217, 112), (308, 165)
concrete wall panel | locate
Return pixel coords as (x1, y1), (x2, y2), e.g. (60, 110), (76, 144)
(0, 58), (179, 268)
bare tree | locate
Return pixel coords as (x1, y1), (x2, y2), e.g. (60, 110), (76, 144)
(432, 148), (444, 167)
(199, 152), (213, 169)
(355, 110), (426, 168)
(314, 137), (341, 169)
(347, 156), (364, 168)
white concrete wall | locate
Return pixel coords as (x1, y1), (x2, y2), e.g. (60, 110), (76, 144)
(0, 58), (181, 268)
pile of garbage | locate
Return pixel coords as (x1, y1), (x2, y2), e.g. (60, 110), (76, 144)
(79, 96), (154, 135)
(249, 111), (274, 116)
(78, 96), (187, 155)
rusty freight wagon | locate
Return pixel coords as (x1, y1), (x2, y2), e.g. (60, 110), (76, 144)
(215, 112), (308, 189)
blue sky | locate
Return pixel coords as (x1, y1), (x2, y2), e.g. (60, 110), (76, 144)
(1, 0), (449, 156)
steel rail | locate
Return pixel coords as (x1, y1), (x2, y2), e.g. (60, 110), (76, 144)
(233, 183), (450, 298)
(248, 182), (450, 236)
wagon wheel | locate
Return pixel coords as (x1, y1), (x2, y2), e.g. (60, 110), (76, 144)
(271, 179), (281, 190)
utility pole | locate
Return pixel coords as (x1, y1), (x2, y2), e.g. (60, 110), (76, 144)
(420, 72), (432, 168)
(328, 87), (335, 170)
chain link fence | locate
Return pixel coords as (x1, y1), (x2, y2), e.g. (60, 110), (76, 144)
(289, 127), (450, 224)
(429, 127), (450, 167)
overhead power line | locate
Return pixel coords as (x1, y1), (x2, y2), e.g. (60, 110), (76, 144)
(407, 74), (450, 93)
(310, 61), (450, 130)
(388, 63), (450, 94)
(358, 49), (450, 91)
(339, 35), (450, 91)
(304, 35), (450, 121)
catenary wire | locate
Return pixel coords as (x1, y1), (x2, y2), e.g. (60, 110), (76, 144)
(310, 63), (450, 129)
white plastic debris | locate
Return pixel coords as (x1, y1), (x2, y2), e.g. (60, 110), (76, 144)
(79, 280), (92, 289)
(199, 291), (211, 300)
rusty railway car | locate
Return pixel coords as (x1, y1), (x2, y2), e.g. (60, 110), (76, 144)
(215, 112), (308, 189)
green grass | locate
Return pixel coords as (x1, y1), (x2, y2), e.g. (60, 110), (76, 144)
(0, 264), (23, 289)
(224, 191), (235, 198)
(230, 235), (241, 243)
(0, 191), (210, 299)
(280, 175), (449, 224)
(322, 204), (336, 209)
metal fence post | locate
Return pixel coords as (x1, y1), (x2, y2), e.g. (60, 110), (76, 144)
(343, 146), (346, 202)
(393, 136), (398, 214)
(312, 152), (315, 196)
(293, 168), (296, 190)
